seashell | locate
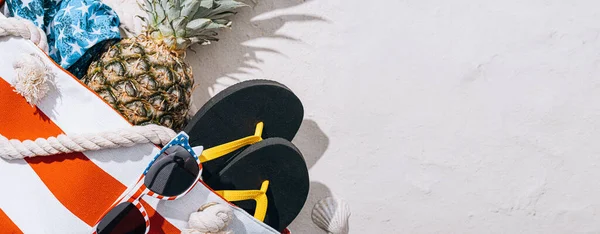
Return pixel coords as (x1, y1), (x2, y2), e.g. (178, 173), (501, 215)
(311, 197), (351, 234)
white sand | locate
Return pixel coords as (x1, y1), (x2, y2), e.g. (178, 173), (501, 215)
(108, 0), (600, 233)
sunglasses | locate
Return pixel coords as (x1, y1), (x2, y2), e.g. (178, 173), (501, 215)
(93, 123), (264, 234)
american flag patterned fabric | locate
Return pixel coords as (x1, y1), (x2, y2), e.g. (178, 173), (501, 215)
(4, 0), (120, 77)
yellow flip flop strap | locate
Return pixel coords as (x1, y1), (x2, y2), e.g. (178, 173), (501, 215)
(214, 180), (270, 221)
(199, 122), (264, 163)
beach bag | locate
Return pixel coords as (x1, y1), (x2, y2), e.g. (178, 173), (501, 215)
(0, 23), (280, 234)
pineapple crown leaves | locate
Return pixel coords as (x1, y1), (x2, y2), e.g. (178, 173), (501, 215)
(137, 0), (248, 53)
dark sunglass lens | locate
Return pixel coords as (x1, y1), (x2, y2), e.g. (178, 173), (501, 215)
(144, 145), (200, 196)
(97, 202), (146, 234)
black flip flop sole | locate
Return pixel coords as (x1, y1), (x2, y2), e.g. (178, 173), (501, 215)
(206, 138), (309, 232)
(184, 79), (304, 179)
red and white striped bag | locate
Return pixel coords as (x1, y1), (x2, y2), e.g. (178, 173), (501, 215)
(0, 26), (280, 233)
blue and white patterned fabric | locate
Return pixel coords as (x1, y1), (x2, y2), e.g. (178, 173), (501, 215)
(5, 0), (120, 70)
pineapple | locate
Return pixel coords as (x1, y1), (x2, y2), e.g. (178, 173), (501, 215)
(82, 0), (247, 131)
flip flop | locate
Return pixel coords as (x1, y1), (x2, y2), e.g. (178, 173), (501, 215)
(206, 138), (309, 232)
(184, 79), (304, 180)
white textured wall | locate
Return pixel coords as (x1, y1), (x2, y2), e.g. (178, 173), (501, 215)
(110, 0), (600, 233)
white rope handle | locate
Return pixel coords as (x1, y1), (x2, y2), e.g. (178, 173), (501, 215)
(0, 124), (177, 160)
(0, 17), (49, 53)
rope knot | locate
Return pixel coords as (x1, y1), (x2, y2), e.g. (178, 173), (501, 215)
(182, 202), (233, 234)
(12, 53), (55, 106)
